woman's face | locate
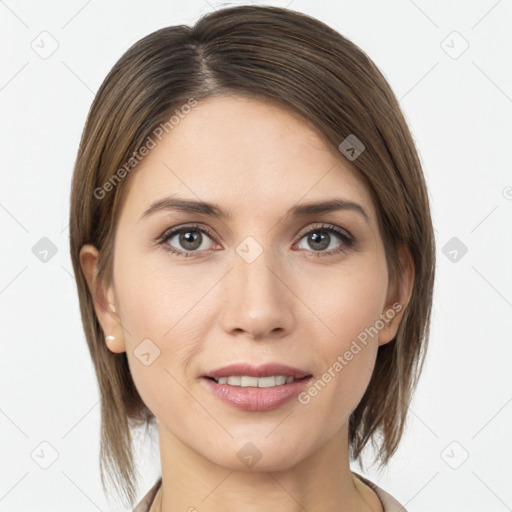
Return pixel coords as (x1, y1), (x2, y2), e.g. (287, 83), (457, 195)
(83, 94), (408, 471)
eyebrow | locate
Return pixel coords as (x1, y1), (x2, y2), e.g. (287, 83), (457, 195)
(140, 196), (370, 224)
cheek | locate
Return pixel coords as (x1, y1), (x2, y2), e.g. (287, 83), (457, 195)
(314, 256), (388, 345)
(299, 258), (387, 412)
(113, 248), (207, 336)
(112, 250), (216, 414)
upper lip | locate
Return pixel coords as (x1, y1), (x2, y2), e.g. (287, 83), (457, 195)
(204, 363), (312, 379)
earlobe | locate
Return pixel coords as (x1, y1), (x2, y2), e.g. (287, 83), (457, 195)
(378, 244), (415, 346)
(79, 244), (126, 353)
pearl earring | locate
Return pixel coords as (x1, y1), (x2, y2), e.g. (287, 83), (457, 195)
(105, 335), (116, 342)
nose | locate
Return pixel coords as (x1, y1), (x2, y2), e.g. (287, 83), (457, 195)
(221, 241), (296, 341)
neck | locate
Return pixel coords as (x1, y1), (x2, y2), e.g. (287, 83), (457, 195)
(156, 421), (382, 512)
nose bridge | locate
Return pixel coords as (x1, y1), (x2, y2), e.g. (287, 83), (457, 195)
(236, 238), (280, 299)
(221, 235), (294, 338)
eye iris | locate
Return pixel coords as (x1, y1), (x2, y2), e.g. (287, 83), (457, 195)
(180, 230), (202, 250)
(309, 231), (329, 251)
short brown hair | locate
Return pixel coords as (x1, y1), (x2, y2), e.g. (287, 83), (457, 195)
(69, 5), (435, 507)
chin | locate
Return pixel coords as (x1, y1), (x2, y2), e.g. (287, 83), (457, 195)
(200, 438), (309, 473)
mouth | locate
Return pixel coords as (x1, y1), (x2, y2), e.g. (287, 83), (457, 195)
(205, 375), (310, 387)
(201, 363), (313, 411)
(203, 362), (312, 384)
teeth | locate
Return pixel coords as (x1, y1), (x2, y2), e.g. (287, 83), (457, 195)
(214, 375), (296, 387)
(240, 376), (258, 387)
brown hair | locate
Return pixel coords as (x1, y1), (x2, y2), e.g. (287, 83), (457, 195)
(69, 5), (435, 508)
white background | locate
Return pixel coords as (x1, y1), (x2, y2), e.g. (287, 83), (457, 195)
(1, 1), (511, 511)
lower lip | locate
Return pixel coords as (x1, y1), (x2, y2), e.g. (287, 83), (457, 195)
(201, 377), (312, 412)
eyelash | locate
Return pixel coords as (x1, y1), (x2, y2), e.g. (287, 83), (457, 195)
(154, 223), (354, 258)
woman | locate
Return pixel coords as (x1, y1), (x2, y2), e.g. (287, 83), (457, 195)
(69, 5), (435, 511)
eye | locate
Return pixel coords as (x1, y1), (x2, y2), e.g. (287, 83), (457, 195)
(155, 222), (354, 258)
(156, 224), (217, 257)
(295, 223), (354, 256)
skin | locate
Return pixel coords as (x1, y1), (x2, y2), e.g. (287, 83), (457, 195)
(81, 94), (414, 512)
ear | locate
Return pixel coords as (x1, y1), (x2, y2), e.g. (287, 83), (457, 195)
(79, 244), (126, 353)
(378, 244), (415, 346)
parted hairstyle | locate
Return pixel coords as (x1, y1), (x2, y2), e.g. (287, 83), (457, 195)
(69, 4), (436, 508)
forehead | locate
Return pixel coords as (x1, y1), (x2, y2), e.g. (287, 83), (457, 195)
(118, 94), (376, 223)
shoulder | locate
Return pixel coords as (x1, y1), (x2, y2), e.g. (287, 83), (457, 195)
(132, 478), (162, 512)
(352, 471), (408, 512)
